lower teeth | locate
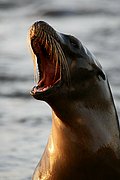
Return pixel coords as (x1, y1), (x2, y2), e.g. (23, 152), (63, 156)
(39, 85), (51, 92)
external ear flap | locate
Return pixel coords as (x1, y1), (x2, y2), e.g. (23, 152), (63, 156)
(97, 68), (106, 80)
(92, 63), (106, 81)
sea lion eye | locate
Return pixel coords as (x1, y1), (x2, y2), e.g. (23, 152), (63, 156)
(69, 36), (79, 49)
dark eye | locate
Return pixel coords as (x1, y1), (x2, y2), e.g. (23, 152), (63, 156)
(69, 36), (79, 49)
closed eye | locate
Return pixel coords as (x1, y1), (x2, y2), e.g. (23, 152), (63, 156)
(69, 36), (79, 49)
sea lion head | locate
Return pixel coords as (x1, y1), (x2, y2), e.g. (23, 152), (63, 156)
(28, 21), (106, 113)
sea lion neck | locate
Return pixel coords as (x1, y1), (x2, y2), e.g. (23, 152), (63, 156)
(46, 77), (110, 123)
(46, 78), (120, 154)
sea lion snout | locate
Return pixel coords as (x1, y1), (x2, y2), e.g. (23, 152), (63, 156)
(29, 21), (60, 42)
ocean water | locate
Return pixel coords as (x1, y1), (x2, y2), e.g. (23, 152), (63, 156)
(0, 0), (120, 179)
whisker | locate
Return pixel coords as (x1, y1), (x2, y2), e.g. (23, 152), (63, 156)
(54, 47), (59, 82)
(30, 29), (71, 88)
(53, 38), (71, 86)
(32, 54), (39, 83)
(47, 35), (53, 61)
(45, 33), (49, 50)
(41, 31), (46, 45)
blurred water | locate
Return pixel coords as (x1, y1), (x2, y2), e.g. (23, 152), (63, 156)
(0, 0), (120, 179)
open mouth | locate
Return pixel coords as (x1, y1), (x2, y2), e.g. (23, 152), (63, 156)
(29, 27), (62, 96)
(35, 44), (61, 92)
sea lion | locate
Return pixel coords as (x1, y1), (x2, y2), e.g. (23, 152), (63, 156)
(28, 21), (120, 180)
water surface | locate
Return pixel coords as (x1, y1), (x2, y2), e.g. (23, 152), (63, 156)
(0, 0), (120, 179)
